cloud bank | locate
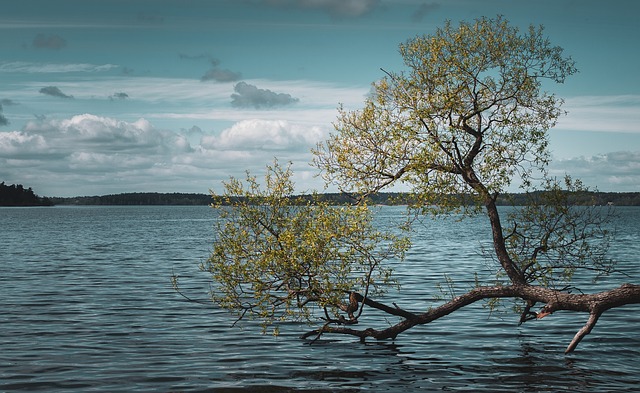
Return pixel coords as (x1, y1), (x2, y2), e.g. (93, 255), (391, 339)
(549, 151), (640, 191)
(0, 114), (326, 196)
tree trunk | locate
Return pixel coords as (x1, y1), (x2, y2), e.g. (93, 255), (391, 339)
(484, 197), (526, 285)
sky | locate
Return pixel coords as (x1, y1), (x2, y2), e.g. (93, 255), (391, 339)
(1, 0), (639, 197)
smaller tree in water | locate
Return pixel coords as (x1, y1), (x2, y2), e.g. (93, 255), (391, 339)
(203, 162), (411, 335)
(196, 16), (640, 353)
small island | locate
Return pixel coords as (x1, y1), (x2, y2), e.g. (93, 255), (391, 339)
(0, 182), (53, 206)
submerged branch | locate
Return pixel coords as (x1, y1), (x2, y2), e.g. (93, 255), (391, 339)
(565, 311), (601, 354)
(302, 283), (640, 353)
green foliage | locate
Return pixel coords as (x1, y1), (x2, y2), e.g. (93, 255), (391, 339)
(314, 15), (576, 212)
(202, 161), (410, 331)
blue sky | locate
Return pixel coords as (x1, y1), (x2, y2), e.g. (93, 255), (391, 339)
(1, 0), (639, 197)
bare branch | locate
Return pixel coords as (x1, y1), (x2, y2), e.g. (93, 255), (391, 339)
(566, 311), (601, 354)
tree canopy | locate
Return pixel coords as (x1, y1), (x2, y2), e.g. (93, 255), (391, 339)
(201, 163), (410, 333)
(190, 16), (640, 353)
(315, 15), (576, 204)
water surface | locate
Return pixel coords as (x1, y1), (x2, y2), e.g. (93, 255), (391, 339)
(1, 206), (639, 392)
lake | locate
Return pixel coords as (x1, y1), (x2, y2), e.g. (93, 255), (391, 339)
(1, 205), (639, 392)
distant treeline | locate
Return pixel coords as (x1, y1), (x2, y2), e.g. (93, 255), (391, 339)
(50, 192), (212, 206)
(0, 182), (53, 206)
(494, 191), (640, 206)
(49, 191), (640, 206)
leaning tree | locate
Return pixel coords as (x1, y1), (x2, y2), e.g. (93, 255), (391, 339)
(197, 16), (640, 353)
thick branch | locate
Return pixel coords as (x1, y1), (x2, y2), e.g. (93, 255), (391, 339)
(302, 283), (640, 352)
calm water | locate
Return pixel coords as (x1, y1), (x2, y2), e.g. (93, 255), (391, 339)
(1, 205), (639, 392)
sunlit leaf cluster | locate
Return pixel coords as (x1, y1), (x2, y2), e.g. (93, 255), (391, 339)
(202, 161), (410, 331)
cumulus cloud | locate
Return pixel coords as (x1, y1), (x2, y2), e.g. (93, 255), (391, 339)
(0, 114), (192, 162)
(0, 130), (46, 157)
(39, 86), (73, 99)
(231, 82), (299, 108)
(0, 113), (324, 196)
(262, 0), (380, 18)
(32, 33), (67, 49)
(34, 115), (165, 152)
(201, 119), (323, 151)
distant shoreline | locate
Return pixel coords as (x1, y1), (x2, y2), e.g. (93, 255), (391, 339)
(47, 191), (640, 206)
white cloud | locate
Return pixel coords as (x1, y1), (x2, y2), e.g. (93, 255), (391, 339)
(202, 119), (325, 151)
(67, 151), (152, 171)
(0, 131), (47, 157)
(21, 114), (171, 153)
(0, 72), (367, 196)
(0, 113), (327, 196)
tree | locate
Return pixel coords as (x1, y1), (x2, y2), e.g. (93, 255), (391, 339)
(198, 16), (640, 353)
(199, 162), (411, 335)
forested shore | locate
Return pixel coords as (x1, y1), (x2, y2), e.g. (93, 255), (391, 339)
(0, 183), (53, 206)
(3, 181), (637, 207)
(49, 191), (640, 206)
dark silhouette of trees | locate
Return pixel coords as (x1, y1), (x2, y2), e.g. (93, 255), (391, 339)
(51, 192), (213, 206)
(46, 191), (640, 206)
(0, 182), (52, 206)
